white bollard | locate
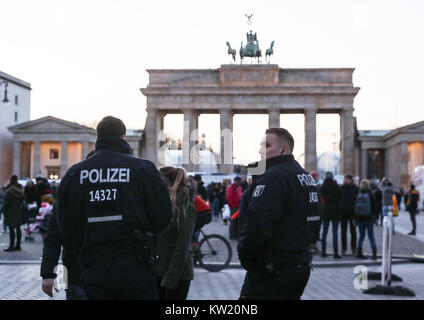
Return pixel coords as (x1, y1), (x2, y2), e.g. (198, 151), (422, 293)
(381, 216), (389, 286)
(387, 209), (394, 285)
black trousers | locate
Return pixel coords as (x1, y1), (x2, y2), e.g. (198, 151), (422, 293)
(311, 220), (321, 243)
(408, 210), (417, 232)
(229, 208), (240, 240)
(156, 277), (191, 300)
(9, 226), (21, 247)
(66, 283), (87, 300)
(240, 264), (311, 300)
(340, 218), (356, 251)
(81, 255), (158, 300)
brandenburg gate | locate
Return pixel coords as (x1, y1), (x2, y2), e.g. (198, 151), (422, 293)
(141, 64), (360, 174)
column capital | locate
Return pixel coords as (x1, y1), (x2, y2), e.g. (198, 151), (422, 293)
(182, 108), (195, 114)
(267, 106), (280, 112)
(268, 109), (280, 128)
(219, 108), (233, 115)
(304, 107), (318, 115)
(146, 108), (158, 116)
(341, 108), (354, 115)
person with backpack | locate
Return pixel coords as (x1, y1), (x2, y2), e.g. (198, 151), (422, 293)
(355, 179), (378, 260)
(381, 178), (397, 234)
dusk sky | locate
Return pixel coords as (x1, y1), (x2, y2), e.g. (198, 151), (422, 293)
(1, 0), (424, 165)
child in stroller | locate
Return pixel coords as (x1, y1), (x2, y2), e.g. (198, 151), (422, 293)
(24, 202), (53, 242)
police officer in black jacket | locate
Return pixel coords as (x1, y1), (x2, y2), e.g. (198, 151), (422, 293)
(238, 128), (320, 300)
(57, 116), (172, 300)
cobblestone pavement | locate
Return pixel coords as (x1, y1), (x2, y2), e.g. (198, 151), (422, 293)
(1, 262), (423, 300)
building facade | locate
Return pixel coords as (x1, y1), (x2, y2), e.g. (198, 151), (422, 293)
(7, 116), (144, 179)
(357, 121), (424, 188)
(0, 71), (31, 184)
(8, 116), (97, 179)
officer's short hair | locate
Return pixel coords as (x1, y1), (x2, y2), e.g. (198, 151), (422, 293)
(265, 128), (294, 152)
(97, 116), (126, 138)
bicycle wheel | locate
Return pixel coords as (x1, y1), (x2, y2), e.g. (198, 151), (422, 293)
(198, 234), (232, 272)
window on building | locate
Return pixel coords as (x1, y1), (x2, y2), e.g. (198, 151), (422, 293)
(50, 148), (59, 159)
(15, 95), (18, 106)
(14, 112), (18, 123)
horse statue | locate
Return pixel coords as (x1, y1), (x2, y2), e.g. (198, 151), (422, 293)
(265, 41), (275, 61)
(239, 31), (262, 63)
(226, 42), (236, 62)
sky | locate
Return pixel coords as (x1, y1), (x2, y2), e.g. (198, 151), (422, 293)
(1, 0), (424, 165)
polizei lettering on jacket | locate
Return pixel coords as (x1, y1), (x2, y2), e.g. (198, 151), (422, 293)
(80, 168), (130, 184)
(296, 173), (317, 187)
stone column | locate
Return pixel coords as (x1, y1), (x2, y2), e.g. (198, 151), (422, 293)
(340, 109), (355, 175)
(400, 142), (409, 187)
(361, 147), (368, 179)
(60, 141), (69, 177)
(268, 109), (280, 128)
(304, 108), (317, 172)
(182, 109), (199, 172)
(156, 111), (166, 165)
(12, 140), (21, 177)
(133, 146), (140, 157)
(144, 109), (158, 165)
(81, 140), (88, 160)
(220, 109), (233, 173)
(33, 141), (41, 178)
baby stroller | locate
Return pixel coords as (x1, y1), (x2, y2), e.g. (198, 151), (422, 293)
(23, 201), (38, 242)
(24, 202), (53, 241)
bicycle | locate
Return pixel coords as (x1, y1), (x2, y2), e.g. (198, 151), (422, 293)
(191, 228), (232, 272)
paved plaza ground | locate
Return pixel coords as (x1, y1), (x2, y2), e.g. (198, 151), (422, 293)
(0, 209), (422, 300)
(0, 262), (422, 300)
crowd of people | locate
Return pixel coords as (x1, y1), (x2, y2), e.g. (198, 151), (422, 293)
(309, 171), (421, 260)
(0, 176), (56, 251)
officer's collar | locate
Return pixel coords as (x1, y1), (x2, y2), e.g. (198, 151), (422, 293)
(95, 136), (131, 154)
(247, 154), (294, 177)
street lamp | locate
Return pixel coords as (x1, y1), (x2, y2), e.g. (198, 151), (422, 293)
(0, 80), (10, 105)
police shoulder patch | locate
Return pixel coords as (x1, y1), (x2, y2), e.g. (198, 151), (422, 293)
(252, 185), (265, 197)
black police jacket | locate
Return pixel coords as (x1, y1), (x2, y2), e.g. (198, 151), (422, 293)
(237, 154), (320, 270)
(57, 137), (173, 269)
(40, 203), (81, 284)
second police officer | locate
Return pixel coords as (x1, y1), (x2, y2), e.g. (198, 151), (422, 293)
(57, 116), (173, 299)
(238, 127), (320, 300)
